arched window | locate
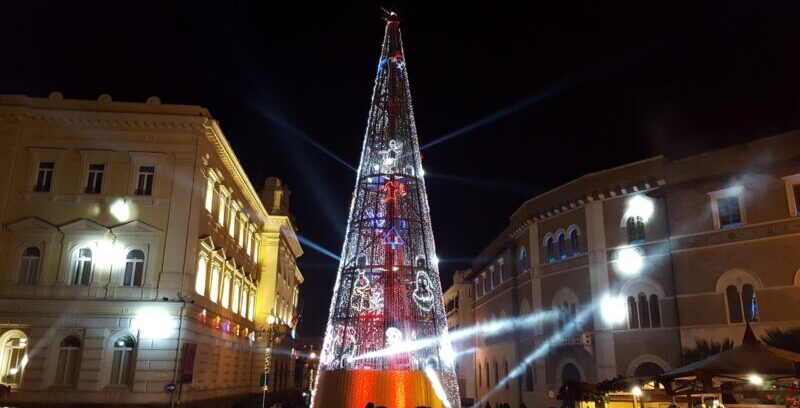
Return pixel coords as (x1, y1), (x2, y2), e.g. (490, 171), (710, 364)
(518, 247), (528, 272)
(557, 233), (567, 259)
(484, 362), (489, 388)
(221, 275), (231, 308)
(18, 246), (41, 285)
(545, 237), (555, 263)
(649, 295), (662, 328)
(637, 293), (651, 329)
(55, 336), (81, 386)
(570, 229), (580, 256)
(504, 360), (509, 389)
(70, 248), (93, 286)
(195, 256), (207, 295)
(726, 285), (743, 323)
(627, 296), (639, 329)
(232, 281), (241, 314)
(627, 216), (646, 243)
(110, 335), (135, 386)
(493, 361), (499, 386)
(742, 284), (759, 322)
(123, 250), (145, 287)
(1, 331), (28, 385)
(478, 360), (482, 387)
(525, 364), (535, 391)
(210, 265), (222, 303)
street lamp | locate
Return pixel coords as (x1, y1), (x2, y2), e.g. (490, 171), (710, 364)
(631, 385), (643, 408)
(259, 314), (286, 408)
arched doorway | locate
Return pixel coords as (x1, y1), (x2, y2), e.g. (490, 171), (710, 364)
(561, 363), (581, 408)
(634, 362), (664, 378)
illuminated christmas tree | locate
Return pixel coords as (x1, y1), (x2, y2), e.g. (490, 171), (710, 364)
(312, 12), (460, 408)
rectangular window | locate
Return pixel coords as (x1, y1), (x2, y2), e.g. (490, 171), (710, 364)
(498, 260), (504, 284)
(34, 162), (55, 192)
(238, 219), (246, 247)
(717, 196), (742, 228)
(248, 294), (255, 320)
(134, 166), (155, 196)
(232, 282), (241, 314)
(85, 163), (105, 194)
(228, 207), (236, 236)
(218, 195), (227, 226)
(209, 266), (220, 303)
(793, 183), (800, 216)
(240, 288), (248, 317)
(205, 179), (214, 212)
(221, 275), (231, 308)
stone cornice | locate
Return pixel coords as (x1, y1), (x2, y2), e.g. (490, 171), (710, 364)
(204, 120), (270, 224)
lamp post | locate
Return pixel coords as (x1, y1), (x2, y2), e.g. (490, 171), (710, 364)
(260, 315), (283, 408)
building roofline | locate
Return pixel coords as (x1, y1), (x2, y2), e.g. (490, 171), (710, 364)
(509, 155), (666, 221)
(0, 93), (211, 118)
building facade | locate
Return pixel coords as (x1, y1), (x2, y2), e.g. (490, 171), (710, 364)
(454, 131), (800, 408)
(0, 93), (303, 407)
(444, 269), (476, 405)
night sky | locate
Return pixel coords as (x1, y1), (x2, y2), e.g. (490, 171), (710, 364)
(2, 1), (799, 336)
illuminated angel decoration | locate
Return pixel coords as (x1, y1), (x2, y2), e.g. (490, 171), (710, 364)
(380, 139), (403, 173)
(412, 270), (434, 311)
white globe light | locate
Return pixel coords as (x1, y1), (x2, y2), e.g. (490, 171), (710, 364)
(110, 199), (131, 222)
(600, 295), (628, 325)
(625, 195), (655, 222)
(133, 307), (176, 339)
(748, 374), (764, 385)
(617, 248), (644, 275)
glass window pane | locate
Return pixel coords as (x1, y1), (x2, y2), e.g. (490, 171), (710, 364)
(727, 285), (743, 323)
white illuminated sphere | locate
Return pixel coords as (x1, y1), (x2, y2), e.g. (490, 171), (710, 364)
(626, 195), (655, 222)
(617, 248), (644, 275)
(133, 307), (176, 339)
(748, 374), (764, 385)
(110, 199), (131, 222)
(600, 295), (628, 325)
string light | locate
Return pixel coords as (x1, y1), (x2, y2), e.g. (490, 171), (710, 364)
(314, 12), (459, 407)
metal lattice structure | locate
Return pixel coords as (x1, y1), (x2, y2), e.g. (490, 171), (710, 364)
(313, 13), (459, 408)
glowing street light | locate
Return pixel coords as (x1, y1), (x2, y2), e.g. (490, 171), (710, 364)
(617, 248), (644, 276)
(133, 307), (176, 339)
(267, 314), (276, 325)
(631, 386), (643, 397)
(110, 199), (131, 222)
(748, 374), (764, 385)
(600, 295), (628, 325)
(625, 195), (655, 223)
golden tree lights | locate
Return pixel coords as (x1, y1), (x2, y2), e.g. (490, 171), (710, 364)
(312, 12), (459, 408)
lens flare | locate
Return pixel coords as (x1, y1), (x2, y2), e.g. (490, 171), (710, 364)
(617, 247), (644, 276)
(473, 305), (597, 408)
(352, 310), (558, 362)
(600, 295), (628, 325)
(624, 195), (655, 223)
